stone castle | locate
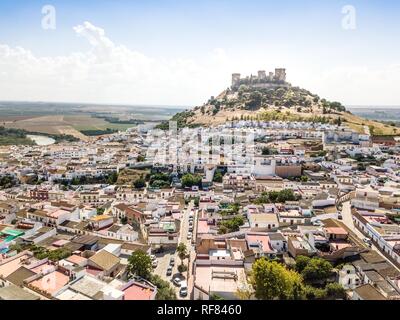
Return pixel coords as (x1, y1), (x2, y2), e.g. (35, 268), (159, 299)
(231, 68), (289, 90)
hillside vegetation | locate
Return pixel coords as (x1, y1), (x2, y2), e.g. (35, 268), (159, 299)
(157, 85), (398, 135)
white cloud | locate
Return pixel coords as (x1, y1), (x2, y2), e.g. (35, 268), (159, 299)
(304, 65), (400, 106)
(0, 21), (399, 106)
(0, 21), (233, 106)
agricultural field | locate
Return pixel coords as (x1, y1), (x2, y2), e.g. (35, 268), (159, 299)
(64, 115), (135, 131)
(0, 101), (185, 140)
(2, 114), (136, 140)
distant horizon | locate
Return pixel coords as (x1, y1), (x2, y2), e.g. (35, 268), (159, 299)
(0, 100), (189, 110)
(2, 100), (400, 110)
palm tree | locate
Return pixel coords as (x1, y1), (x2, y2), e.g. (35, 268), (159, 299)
(176, 242), (188, 272)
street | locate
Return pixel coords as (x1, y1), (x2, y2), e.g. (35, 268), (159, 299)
(152, 200), (196, 299)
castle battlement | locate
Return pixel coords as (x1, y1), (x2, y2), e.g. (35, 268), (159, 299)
(231, 68), (288, 89)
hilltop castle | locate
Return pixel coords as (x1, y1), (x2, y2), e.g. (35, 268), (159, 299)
(231, 68), (289, 90)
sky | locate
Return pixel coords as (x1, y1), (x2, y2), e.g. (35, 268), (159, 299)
(0, 0), (400, 107)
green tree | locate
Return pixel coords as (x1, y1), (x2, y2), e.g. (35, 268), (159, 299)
(150, 275), (177, 300)
(213, 171), (223, 183)
(261, 147), (271, 155)
(303, 285), (327, 300)
(178, 264), (188, 273)
(133, 178), (146, 189)
(107, 171), (118, 184)
(295, 255), (311, 273)
(219, 216), (244, 234)
(127, 250), (152, 280)
(325, 283), (347, 299)
(251, 259), (305, 300)
(181, 173), (202, 188)
(301, 257), (333, 283)
(149, 172), (170, 188)
(177, 242), (188, 269)
(300, 176), (309, 182)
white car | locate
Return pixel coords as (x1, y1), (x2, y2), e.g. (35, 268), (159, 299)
(150, 254), (157, 261)
(151, 260), (158, 268)
(187, 232), (192, 240)
(173, 277), (181, 286)
(180, 281), (188, 297)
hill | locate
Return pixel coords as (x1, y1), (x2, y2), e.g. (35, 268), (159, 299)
(157, 80), (398, 136)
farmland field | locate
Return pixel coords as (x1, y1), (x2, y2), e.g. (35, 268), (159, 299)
(0, 101), (186, 140)
(3, 115), (136, 140)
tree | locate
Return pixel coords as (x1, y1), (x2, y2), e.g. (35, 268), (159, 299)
(181, 173), (202, 188)
(127, 250), (152, 280)
(178, 264), (188, 273)
(255, 189), (298, 204)
(300, 175), (309, 182)
(107, 171), (118, 184)
(245, 91), (262, 110)
(219, 216), (244, 234)
(150, 275), (177, 300)
(325, 283), (347, 300)
(303, 285), (327, 300)
(133, 178), (146, 189)
(213, 171), (223, 183)
(149, 172), (170, 189)
(235, 282), (254, 300)
(300, 257), (333, 283)
(177, 242), (188, 270)
(261, 147), (271, 155)
(295, 255), (311, 273)
(251, 259), (305, 300)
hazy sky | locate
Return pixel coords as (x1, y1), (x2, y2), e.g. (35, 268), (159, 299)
(0, 0), (400, 106)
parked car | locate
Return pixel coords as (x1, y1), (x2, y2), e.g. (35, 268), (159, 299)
(151, 260), (158, 268)
(363, 238), (372, 246)
(169, 257), (175, 266)
(166, 265), (173, 276)
(188, 226), (193, 232)
(337, 214), (343, 220)
(187, 232), (192, 240)
(153, 247), (164, 254)
(150, 254), (157, 261)
(173, 277), (181, 287)
(180, 281), (188, 297)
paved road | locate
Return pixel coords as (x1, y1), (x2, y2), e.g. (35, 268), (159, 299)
(176, 200), (197, 300)
(152, 200), (196, 300)
(341, 201), (400, 272)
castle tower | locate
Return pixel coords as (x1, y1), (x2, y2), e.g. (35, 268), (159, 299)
(268, 72), (274, 81)
(231, 73), (241, 88)
(258, 70), (267, 81)
(275, 68), (286, 82)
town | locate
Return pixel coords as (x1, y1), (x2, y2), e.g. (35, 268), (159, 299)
(1, 99), (400, 301)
